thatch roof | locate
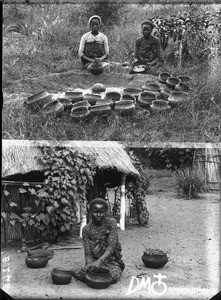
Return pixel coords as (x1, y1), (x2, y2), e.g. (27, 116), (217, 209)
(2, 140), (139, 178)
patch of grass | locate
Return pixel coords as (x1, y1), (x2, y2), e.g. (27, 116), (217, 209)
(175, 167), (206, 199)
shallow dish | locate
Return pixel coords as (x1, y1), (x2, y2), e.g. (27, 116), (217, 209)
(131, 61), (148, 73)
(158, 72), (171, 83)
(122, 94), (136, 102)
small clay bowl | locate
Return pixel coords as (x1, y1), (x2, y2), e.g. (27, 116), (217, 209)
(85, 267), (112, 289)
(88, 63), (104, 75)
(105, 91), (121, 102)
(142, 252), (168, 269)
(177, 75), (191, 83)
(83, 93), (101, 105)
(166, 77), (180, 89)
(158, 72), (171, 83)
(51, 268), (72, 285)
(42, 100), (64, 116)
(150, 100), (171, 112)
(65, 91), (84, 103)
(140, 91), (157, 101)
(96, 98), (115, 109)
(90, 104), (112, 116)
(25, 256), (49, 268)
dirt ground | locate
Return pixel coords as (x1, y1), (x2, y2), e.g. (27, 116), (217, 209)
(1, 186), (220, 300)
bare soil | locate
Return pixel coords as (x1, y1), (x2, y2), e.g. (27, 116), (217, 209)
(1, 189), (220, 300)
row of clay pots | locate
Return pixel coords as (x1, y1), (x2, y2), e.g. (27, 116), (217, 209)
(158, 72), (191, 92)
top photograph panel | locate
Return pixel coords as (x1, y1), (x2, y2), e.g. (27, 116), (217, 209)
(2, 2), (221, 143)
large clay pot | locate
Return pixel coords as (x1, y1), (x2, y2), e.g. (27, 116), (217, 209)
(51, 268), (72, 285)
(72, 100), (91, 108)
(90, 104), (112, 116)
(42, 100), (64, 116)
(166, 77), (180, 89)
(123, 87), (142, 100)
(65, 91), (84, 103)
(85, 267), (112, 289)
(168, 91), (188, 108)
(105, 91), (121, 103)
(83, 93), (101, 105)
(57, 98), (73, 111)
(70, 106), (90, 119)
(142, 252), (168, 269)
(137, 91), (157, 108)
(142, 83), (161, 94)
(25, 256), (49, 268)
(88, 62), (104, 75)
(158, 72), (171, 84)
(177, 75), (191, 83)
(114, 100), (135, 116)
(25, 90), (53, 111)
(150, 100), (171, 113)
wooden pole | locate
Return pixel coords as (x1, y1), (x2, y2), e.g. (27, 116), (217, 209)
(79, 203), (87, 239)
(119, 173), (126, 230)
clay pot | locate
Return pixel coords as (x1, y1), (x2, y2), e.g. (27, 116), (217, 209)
(42, 100), (64, 116)
(72, 100), (91, 108)
(142, 252), (168, 269)
(91, 83), (106, 94)
(51, 268), (72, 285)
(83, 93), (101, 105)
(70, 106), (90, 119)
(142, 83), (161, 94)
(25, 90), (53, 111)
(65, 91), (84, 103)
(175, 82), (191, 92)
(25, 256), (49, 268)
(57, 98), (73, 111)
(158, 72), (171, 84)
(85, 267), (112, 289)
(105, 91), (121, 103)
(122, 94), (136, 102)
(114, 100), (135, 116)
(123, 87), (142, 99)
(150, 100), (171, 112)
(88, 62), (104, 75)
(27, 249), (54, 259)
(96, 98), (115, 109)
(177, 75), (191, 83)
(137, 91), (157, 108)
(166, 77), (180, 89)
(90, 104), (112, 116)
(168, 91), (188, 108)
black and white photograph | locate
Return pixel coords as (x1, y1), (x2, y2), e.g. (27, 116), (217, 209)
(1, 0), (221, 300)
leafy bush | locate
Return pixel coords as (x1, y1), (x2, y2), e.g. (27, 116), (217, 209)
(175, 167), (206, 199)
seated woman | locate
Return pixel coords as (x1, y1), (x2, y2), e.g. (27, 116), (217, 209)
(70, 198), (125, 284)
(78, 15), (109, 69)
(130, 20), (163, 74)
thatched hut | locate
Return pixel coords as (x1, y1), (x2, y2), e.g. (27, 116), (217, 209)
(2, 140), (140, 242)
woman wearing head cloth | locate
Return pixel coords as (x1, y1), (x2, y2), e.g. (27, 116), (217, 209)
(78, 15), (109, 68)
(130, 20), (163, 73)
(70, 198), (125, 284)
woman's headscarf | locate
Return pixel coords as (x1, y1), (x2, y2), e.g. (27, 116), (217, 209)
(89, 198), (108, 211)
(88, 15), (102, 26)
(142, 20), (154, 30)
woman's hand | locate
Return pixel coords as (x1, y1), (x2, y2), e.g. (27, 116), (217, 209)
(89, 258), (103, 272)
(94, 57), (102, 63)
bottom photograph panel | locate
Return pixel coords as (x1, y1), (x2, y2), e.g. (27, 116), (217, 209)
(1, 140), (220, 299)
